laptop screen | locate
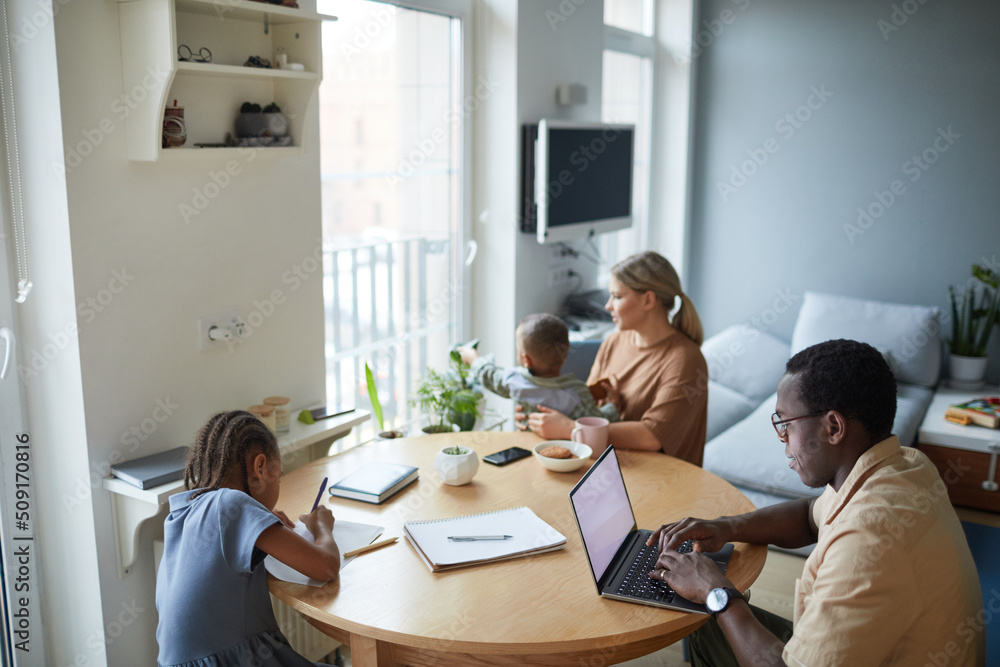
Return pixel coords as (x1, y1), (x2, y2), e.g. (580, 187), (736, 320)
(569, 446), (638, 585)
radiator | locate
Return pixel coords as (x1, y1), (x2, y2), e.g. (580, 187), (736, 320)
(271, 594), (340, 661)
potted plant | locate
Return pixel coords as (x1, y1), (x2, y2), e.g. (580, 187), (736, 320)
(433, 444), (480, 486)
(948, 263), (1000, 387)
(411, 351), (483, 434)
(365, 362), (403, 439)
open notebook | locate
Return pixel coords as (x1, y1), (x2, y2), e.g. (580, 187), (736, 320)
(404, 506), (566, 572)
(265, 519), (384, 587)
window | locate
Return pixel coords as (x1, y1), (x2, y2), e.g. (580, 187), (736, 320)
(599, 18), (655, 274)
(318, 0), (468, 442)
(604, 0), (654, 36)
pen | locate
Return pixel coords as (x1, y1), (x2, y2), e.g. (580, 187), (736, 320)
(343, 536), (399, 558)
(447, 535), (513, 541)
(311, 476), (328, 512)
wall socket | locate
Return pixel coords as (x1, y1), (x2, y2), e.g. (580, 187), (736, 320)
(197, 311), (249, 351)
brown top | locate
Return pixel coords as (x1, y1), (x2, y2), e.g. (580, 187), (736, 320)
(784, 436), (985, 666)
(588, 329), (707, 466)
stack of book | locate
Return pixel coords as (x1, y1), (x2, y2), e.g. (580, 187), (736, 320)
(944, 397), (1000, 428)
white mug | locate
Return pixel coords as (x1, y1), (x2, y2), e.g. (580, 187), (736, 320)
(571, 416), (609, 452)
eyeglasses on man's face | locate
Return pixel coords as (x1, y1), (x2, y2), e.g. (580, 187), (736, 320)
(771, 411), (828, 439)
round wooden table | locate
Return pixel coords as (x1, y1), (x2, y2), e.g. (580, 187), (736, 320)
(269, 432), (765, 666)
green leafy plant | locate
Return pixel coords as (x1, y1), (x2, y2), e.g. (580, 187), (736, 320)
(442, 446), (468, 455)
(411, 350), (483, 432)
(949, 264), (1000, 357)
(365, 362), (384, 432)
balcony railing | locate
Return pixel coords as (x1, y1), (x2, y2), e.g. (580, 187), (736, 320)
(324, 234), (458, 442)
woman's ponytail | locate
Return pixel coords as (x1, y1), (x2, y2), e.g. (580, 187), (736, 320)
(611, 251), (703, 346)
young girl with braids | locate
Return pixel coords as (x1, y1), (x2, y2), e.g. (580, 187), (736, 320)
(156, 411), (340, 667)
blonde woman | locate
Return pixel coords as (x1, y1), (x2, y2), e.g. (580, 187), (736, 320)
(520, 251), (708, 466)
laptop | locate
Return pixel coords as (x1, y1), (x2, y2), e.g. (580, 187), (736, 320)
(569, 445), (734, 614)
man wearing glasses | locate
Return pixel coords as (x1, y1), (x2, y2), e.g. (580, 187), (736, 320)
(647, 339), (984, 666)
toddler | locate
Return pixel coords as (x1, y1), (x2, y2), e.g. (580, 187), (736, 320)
(460, 313), (619, 422)
(156, 411), (340, 666)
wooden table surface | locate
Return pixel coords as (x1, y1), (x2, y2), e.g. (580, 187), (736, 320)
(269, 432), (766, 666)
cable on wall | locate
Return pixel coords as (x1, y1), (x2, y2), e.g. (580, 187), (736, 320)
(0, 1), (31, 304)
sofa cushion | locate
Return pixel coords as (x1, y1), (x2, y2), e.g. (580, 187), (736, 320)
(702, 325), (791, 405)
(790, 292), (941, 388)
(704, 394), (818, 500)
(704, 384), (936, 499)
(706, 381), (759, 443)
(894, 383), (934, 448)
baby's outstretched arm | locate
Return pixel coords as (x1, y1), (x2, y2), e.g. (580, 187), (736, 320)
(458, 346), (480, 365)
(256, 506), (341, 582)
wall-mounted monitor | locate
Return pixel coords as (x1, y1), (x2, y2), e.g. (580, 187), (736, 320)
(521, 120), (635, 245)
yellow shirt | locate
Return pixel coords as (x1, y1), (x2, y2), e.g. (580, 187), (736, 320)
(783, 436), (984, 666)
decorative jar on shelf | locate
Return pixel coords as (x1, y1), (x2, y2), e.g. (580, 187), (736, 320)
(247, 404), (276, 434)
(263, 396), (291, 433)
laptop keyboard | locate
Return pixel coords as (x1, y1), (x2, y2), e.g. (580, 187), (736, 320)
(615, 539), (693, 602)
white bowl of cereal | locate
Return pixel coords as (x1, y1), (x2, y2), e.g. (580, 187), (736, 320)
(533, 441), (592, 472)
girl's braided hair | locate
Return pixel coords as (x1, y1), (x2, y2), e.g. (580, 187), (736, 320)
(184, 411), (279, 500)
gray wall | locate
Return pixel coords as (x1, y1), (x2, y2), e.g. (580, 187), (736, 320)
(687, 0), (1000, 381)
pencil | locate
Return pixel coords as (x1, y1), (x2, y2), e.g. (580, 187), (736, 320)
(343, 536), (399, 559)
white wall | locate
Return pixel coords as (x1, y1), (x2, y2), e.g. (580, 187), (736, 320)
(470, 0), (519, 370)
(50, 2), (325, 663)
(513, 0), (607, 324)
(687, 0), (1000, 382)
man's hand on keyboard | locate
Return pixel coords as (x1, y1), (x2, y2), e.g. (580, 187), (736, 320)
(646, 516), (733, 554)
(648, 550), (732, 605)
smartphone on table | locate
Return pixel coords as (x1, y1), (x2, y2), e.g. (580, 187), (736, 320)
(482, 446), (532, 466)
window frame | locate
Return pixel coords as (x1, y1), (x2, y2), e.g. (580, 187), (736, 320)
(318, 0), (474, 439)
(601, 20), (657, 261)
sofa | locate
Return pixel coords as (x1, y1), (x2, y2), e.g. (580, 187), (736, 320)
(701, 292), (942, 516)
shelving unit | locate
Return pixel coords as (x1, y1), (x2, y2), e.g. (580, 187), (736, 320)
(102, 407), (369, 578)
(113, 0), (337, 160)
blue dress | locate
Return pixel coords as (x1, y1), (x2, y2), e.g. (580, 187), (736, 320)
(156, 488), (317, 667)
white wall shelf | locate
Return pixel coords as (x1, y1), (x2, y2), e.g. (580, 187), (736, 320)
(113, 0), (336, 161)
(176, 61), (321, 81)
(102, 408), (369, 579)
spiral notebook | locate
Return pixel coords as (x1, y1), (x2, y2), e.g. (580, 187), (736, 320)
(403, 506), (567, 572)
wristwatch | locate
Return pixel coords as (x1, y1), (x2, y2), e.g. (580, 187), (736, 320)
(706, 587), (745, 614)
